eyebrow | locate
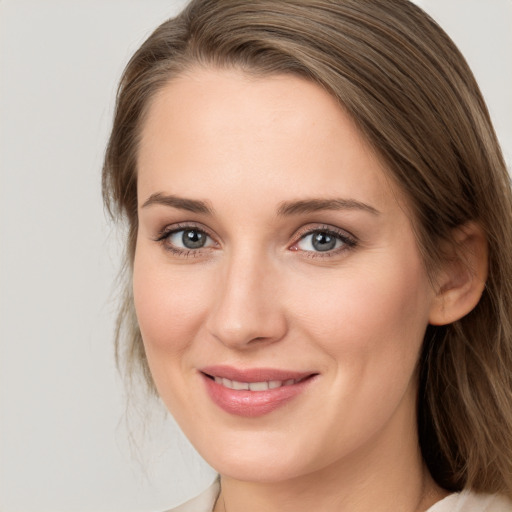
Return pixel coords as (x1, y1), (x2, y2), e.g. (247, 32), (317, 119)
(141, 193), (214, 215)
(141, 193), (379, 217)
(277, 198), (380, 216)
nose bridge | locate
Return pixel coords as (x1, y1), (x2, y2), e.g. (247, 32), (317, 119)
(206, 245), (286, 348)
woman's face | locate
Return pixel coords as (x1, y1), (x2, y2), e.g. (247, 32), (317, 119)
(134, 68), (438, 482)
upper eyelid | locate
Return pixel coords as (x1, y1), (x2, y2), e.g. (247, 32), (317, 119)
(292, 224), (357, 242)
(289, 225), (358, 256)
(155, 222), (216, 241)
(155, 224), (218, 255)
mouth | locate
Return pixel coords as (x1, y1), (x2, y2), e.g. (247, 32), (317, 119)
(199, 366), (318, 417)
(203, 373), (310, 391)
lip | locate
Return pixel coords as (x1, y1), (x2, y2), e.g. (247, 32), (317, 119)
(200, 365), (318, 417)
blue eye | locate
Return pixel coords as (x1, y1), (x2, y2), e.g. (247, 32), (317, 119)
(296, 230), (354, 253)
(163, 228), (215, 251)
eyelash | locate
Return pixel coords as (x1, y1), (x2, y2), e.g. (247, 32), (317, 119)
(154, 223), (358, 258)
(291, 225), (357, 258)
(154, 223), (216, 258)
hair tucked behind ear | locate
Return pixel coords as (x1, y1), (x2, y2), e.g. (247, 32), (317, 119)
(103, 0), (512, 496)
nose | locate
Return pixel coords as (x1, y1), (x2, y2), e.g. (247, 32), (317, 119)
(206, 249), (288, 350)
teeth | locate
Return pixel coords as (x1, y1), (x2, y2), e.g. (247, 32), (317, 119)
(213, 376), (300, 391)
(249, 381), (269, 391)
(232, 380), (250, 390)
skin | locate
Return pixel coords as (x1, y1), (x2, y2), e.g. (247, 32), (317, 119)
(134, 68), (454, 511)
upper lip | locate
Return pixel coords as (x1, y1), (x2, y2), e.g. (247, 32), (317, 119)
(200, 365), (317, 383)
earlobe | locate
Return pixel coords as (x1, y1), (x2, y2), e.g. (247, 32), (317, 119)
(429, 222), (488, 326)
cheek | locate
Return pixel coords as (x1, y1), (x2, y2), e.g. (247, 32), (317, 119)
(292, 251), (433, 378)
(281, 253), (433, 458)
(132, 248), (212, 357)
(132, 247), (218, 416)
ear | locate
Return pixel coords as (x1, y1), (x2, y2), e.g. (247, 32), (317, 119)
(429, 222), (488, 326)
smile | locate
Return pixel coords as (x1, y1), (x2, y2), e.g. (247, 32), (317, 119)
(212, 376), (306, 391)
(200, 366), (317, 417)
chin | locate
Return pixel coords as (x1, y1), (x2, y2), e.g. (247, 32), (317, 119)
(192, 429), (311, 483)
(212, 456), (307, 483)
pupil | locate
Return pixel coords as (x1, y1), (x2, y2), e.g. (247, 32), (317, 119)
(312, 232), (336, 251)
(182, 230), (206, 249)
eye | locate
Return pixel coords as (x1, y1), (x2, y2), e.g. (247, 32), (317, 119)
(156, 226), (216, 254)
(169, 228), (212, 249)
(293, 228), (356, 254)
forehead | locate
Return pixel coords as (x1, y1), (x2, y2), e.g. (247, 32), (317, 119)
(137, 68), (402, 215)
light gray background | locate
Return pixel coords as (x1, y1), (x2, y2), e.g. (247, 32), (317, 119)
(0, 1), (510, 511)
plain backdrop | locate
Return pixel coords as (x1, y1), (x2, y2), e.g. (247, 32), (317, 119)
(0, 1), (510, 511)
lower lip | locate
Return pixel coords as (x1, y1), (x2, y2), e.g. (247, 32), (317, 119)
(202, 374), (315, 417)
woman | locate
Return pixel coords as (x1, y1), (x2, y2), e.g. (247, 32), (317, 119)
(102, 1), (512, 510)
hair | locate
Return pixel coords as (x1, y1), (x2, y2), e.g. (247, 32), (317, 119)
(102, 0), (512, 498)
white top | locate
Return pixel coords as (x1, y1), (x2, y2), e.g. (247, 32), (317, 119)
(166, 479), (512, 512)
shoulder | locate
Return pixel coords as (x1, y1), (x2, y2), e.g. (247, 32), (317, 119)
(164, 479), (220, 512)
(427, 490), (512, 512)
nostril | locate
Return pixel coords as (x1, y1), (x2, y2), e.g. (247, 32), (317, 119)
(252, 336), (270, 343)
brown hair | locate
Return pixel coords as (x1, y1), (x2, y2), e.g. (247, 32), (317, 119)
(103, 0), (512, 497)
